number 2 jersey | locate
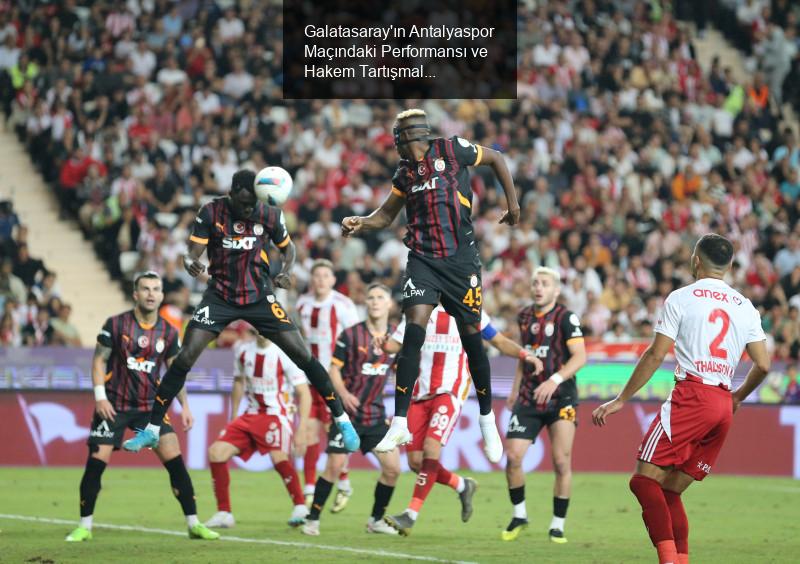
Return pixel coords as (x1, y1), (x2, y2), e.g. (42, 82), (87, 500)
(98, 310), (180, 411)
(655, 277), (765, 389)
(234, 340), (307, 416)
(391, 136), (484, 259)
(190, 197), (291, 305)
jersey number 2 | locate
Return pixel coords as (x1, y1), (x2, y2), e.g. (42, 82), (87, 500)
(708, 308), (730, 359)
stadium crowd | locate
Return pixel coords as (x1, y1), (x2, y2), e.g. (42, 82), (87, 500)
(1, 0), (800, 401)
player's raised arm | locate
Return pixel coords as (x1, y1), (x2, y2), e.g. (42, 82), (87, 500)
(472, 146), (520, 226)
(268, 208), (295, 289)
(185, 205), (211, 277)
(341, 188), (405, 237)
(592, 333), (674, 426)
(732, 339), (771, 412)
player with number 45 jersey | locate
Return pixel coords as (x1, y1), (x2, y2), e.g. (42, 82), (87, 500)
(592, 234), (771, 564)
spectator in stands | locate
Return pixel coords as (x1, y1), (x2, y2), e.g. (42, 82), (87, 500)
(22, 307), (53, 346)
(50, 303), (81, 347)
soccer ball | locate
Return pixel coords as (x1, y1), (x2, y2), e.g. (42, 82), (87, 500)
(254, 166), (293, 206)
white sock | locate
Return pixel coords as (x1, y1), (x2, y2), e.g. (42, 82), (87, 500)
(186, 515), (199, 527)
(338, 479), (351, 492)
(145, 423), (160, 435)
(550, 516), (565, 531)
(478, 411), (496, 426)
(454, 476), (465, 493)
(391, 416), (408, 430)
(80, 515), (93, 530)
(304, 484), (315, 495)
(334, 413), (351, 424)
(513, 501), (527, 520)
(406, 509), (418, 521)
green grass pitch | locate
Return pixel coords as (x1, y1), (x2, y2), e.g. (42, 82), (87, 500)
(0, 467), (798, 563)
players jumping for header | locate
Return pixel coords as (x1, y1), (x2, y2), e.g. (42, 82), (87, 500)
(342, 108), (521, 463)
(502, 267), (587, 543)
(592, 234), (770, 564)
(302, 283), (399, 536)
(123, 170), (360, 455)
(66, 271), (218, 542)
(205, 329), (311, 529)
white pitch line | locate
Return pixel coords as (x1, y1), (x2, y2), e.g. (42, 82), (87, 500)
(0, 514), (479, 564)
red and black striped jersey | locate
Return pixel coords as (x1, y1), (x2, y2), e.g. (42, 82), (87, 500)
(391, 136), (483, 259)
(190, 197), (291, 305)
(331, 321), (396, 427)
(517, 303), (583, 406)
(97, 310), (180, 411)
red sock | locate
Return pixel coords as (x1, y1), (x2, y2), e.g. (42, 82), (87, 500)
(629, 475), (675, 562)
(275, 460), (305, 506)
(304, 443), (319, 487)
(339, 470), (349, 482)
(210, 461), (231, 512)
(409, 458), (440, 513)
(436, 465), (462, 491)
(663, 489), (689, 559)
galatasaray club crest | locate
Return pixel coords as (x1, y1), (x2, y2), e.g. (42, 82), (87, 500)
(254, 223), (264, 236)
(545, 323), (554, 337)
(470, 274), (478, 288)
(233, 221), (245, 234)
(138, 335), (150, 348)
(155, 339), (165, 353)
(434, 158), (445, 172)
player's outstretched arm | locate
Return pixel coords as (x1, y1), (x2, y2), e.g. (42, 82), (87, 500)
(341, 190), (405, 237)
(92, 342), (116, 422)
(732, 339), (771, 412)
(273, 240), (297, 289)
(475, 147), (520, 226)
(488, 332), (543, 373)
(592, 333), (673, 426)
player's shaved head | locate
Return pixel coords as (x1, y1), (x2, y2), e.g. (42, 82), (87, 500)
(393, 108), (431, 158)
(229, 169), (257, 219)
(695, 234), (734, 270)
(231, 169), (256, 195)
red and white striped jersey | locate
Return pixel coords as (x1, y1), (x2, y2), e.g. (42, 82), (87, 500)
(296, 290), (360, 370)
(392, 306), (491, 403)
(234, 341), (307, 415)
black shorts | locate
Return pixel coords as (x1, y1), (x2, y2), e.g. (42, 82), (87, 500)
(326, 421), (389, 455)
(505, 397), (578, 442)
(402, 248), (482, 324)
(87, 410), (175, 450)
(187, 289), (297, 336)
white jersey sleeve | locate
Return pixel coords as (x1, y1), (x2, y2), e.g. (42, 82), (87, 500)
(654, 291), (682, 341)
(391, 319), (406, 343)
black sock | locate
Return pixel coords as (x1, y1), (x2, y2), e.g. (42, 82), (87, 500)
(164, 455), (196, 516)
(371, 481), (395, 520)
(308, 477), (334, 520)
(394, 323), (426, 417)
(79, 457), (107, 517)
(149, 360), (190, 426)
(554, 496), (569, 518)
(509, 485), (525, 506)
(298, 358), (344, 418)
(461, 332), (492, 415)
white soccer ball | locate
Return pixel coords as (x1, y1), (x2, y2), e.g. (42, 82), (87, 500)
(254, 166), (293, 206)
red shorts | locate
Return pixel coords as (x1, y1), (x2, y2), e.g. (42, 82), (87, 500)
(408, 393), (462, 451)
(218, 413), (292, 461)
(637, 380), (733, 481)
(309, 388), (331, 424)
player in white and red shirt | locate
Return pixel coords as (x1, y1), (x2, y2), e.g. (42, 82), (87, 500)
(593, 234), (770, 564)
(294, 259), (360, 504)
(383, 306), (542, 535)
(204, 331), (312, 530)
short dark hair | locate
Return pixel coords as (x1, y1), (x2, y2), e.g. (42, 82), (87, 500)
(696, 234), (734, 268)
(366, 282), (391, 295)
(134, 270), (161, 289)
(231, 169), (256, 194)
(310, 259), (335, 274)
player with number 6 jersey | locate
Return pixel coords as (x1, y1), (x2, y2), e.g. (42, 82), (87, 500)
(592, 234), (771, 564)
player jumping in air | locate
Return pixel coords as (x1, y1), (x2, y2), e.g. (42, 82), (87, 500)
(341, 108), (520, 463)
(502, 267), (587, 543)
(295, 259), (360, 508)
(302, 284), (399, 536)
(123, 170), (360, 454)
(383, 305), (542, 535)
(205, 329), (311, 529)
(66, 271), (219, 542)
(592, 234), (770, 564)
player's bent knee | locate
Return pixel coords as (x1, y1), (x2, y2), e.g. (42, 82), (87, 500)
(506, 450), (525, 469)
(208, 441), (230, 463)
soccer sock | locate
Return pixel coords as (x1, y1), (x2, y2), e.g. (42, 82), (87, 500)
(436, 465), (465, 493)
(393, 323), (426, 417)
(338, 471), (350, 492)
(303, 443), (319, 487)
(663, 489), (689, 559)
(275, 460), (305, 506)
(79, 456), (107, 526)
(408, 458), (440, 518)
(210, 461), (231, 512)
(308, 477), (334, 520)
(460, 331), (493, 415)
(629, 475), (676, 563)
(550, 496), (569, 531)
(164, 455), (197, 518)
(371, 481), (395, 520)
(148, 359), (191, 426)
(509, 485), (527, 519)
(296, 357), (344, 418)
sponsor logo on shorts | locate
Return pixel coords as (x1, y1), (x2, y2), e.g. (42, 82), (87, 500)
(403, 278), (425, 298)
(192, 305), (215, 326)
(696, 460), (712, 474)
(508, 414), (527, 433)
(90, 420), (114, 439)
(330, 432), (345, 449)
